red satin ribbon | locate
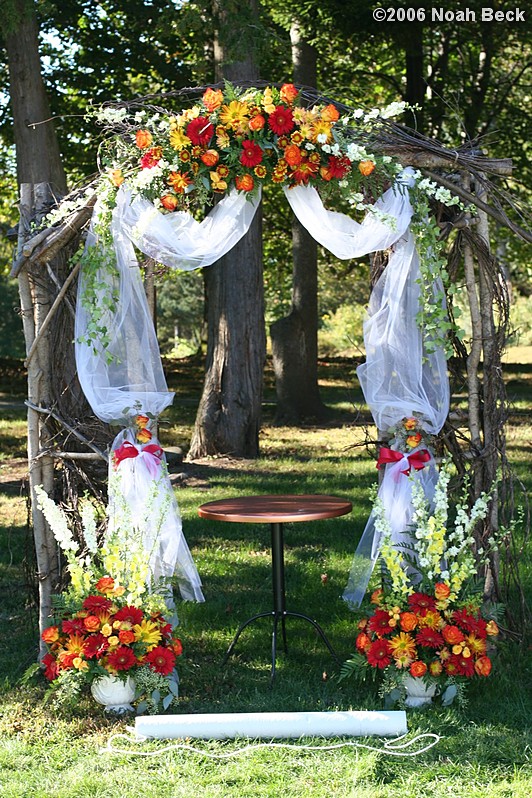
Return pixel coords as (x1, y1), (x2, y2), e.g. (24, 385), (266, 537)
(113, 440), (163, 466)
(376, 446), (431, 475)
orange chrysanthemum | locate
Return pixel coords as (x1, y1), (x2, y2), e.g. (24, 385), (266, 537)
(167, 171), (193, 194)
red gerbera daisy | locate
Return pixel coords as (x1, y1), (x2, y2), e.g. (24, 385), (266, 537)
(416, 628), (445, 649)
(368, 609), (394, 636)
(268, 105), (295, 135)
(42, 653), (59, 681)
(62, 618), (86, 635)
(452, 608), (487, 637)
(140, 146), (163, 169)
(114, 606), (144, 625)
(146, 645), (176, 676)
(366, 639), (392, 669)
(325, 155), (351, 180)
(84, 632), (110, 660)
(107, 646), (138, 671)
(82, 595), (112, 612)
(239, 139), (263, 168)
(186, 116), (214, 146)
(407, 592), (436, 612)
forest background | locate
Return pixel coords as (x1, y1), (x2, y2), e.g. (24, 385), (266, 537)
(0, 0), (531, 365)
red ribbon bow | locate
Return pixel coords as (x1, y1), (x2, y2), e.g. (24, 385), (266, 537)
(376, 447), (431, 475)
(113, 440), (163, 470)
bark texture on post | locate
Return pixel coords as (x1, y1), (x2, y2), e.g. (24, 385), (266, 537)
(270, 20), (328, 423)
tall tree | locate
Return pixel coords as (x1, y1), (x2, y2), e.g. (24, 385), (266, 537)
(188, 0), (266, 458)
(270, 19), (328, 422)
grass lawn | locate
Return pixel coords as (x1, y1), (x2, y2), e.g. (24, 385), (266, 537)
(0, 354), (530, 798)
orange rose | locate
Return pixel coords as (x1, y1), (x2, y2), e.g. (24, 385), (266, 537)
(434, 582), (451, 601)
(403, 417), (417, 430)
(135, 129), (153, 149)
(42, 625), (59, 644)
(172, 638), (183, 657)
(406, 432), (423, 448)
(370, 588), (384, 606)
(359, 160), (375, 176)
(321, 103), (340, 122)
(95, 576), (115, 594)
(235, 174), (254, 192)
(280, 83), (299, 104)
(429, 660), (443, 676)
(160, 194), (178, 211)
(202, 87), (224, 112)
(486, 620), (499, 636)
(137, 427), (152, 444)
(284, 143), (303, 167)
(442, 625), (465, 645)
(356, 632), (371, 651)
(400, 612), (418, 632)
(474, 655), (492, 677)
(136, 415), (150, 426)
(409, 660), (427, 678)
(119, 630), (136, 644)
(201, 149), (220, 167)
(249, 114), (266, 131)
(109, 168), (124, 187)
(83, 615), (101, 632)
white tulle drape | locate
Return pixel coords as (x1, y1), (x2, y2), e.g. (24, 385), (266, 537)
(75, 168), (448, 609)
(283, 169), (449, 607)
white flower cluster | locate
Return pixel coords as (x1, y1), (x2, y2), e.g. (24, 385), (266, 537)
(411, 171), (462, 208)
(35, 485), (78, 552)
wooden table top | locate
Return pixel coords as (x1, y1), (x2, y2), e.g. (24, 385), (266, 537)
(198, 494), (352, 524)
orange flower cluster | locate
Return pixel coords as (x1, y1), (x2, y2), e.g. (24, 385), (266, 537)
(134, 414), (152, 444)
(355, 586), (498, 681)
(41, 576), (183, 684)
(114, 83), (385, 213)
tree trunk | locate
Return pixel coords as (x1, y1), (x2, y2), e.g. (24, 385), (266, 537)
(3, 0), (67, 194)
(270, 20), (328, 423)
(189, 0), (266, 459)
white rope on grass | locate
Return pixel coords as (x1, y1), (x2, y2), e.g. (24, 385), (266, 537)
(102, 729), (441, 759)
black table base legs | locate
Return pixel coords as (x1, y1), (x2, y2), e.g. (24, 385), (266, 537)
(222, 521), (339, 683)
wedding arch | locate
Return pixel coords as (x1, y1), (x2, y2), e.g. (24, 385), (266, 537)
(12, 81), (529, 643)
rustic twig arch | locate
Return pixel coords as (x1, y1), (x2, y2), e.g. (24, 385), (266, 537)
(13, 82), (530, 648)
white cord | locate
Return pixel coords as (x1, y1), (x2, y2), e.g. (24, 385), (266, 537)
(102, 729), (441, 759)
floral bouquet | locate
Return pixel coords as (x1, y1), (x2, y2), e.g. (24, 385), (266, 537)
(92, 81), (410, 221)
(341, 462), (501, 706)
(35, 485), (182, 714)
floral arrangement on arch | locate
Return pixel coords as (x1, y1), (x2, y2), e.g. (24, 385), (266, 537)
(340, 462), (502, 706)
(92, 81), (410, 220)
(35, 485), (182, 714)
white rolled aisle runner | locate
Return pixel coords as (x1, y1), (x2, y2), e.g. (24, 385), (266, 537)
(134, 710), (407, 740)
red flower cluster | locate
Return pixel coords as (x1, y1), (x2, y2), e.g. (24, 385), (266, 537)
(117, 83), (387, 215)
(41, 576), (183, 684)
(355, 587), (498, 682)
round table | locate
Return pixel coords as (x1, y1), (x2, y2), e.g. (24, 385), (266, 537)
(198, 494), (352, 682)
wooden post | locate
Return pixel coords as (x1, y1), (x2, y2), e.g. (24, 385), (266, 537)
(17, 183), (59, 655)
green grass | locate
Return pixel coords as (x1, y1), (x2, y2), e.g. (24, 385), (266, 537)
(0, 355), (530, 797)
